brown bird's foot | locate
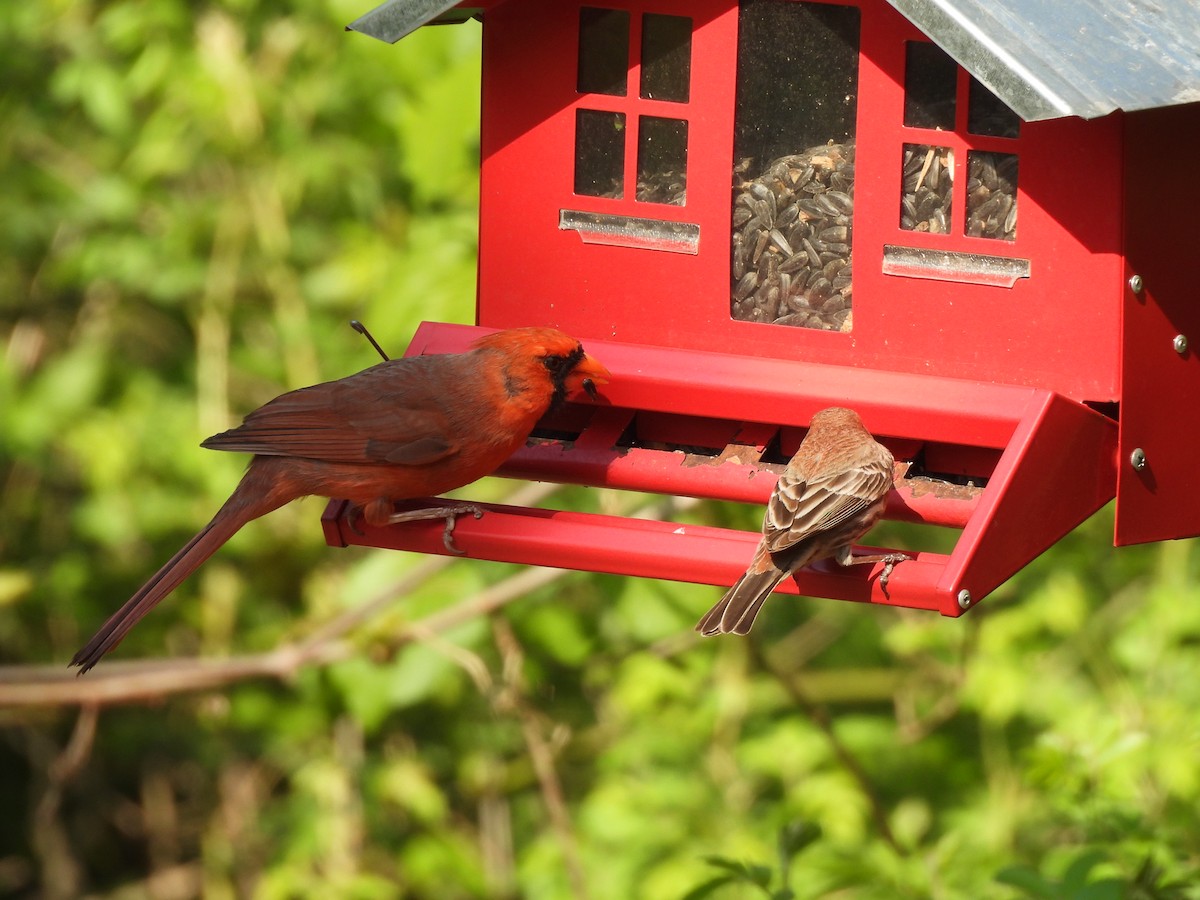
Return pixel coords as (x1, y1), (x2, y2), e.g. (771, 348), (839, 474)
(840, 550), (914, 600)
(877, 553), (913, 600)
(386, 504), (484, 555)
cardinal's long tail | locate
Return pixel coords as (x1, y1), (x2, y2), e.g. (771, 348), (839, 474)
(70, 464), (293, 673)
(695, 555), (790, 636)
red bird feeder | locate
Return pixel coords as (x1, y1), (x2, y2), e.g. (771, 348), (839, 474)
(327, 0), (1200, 616)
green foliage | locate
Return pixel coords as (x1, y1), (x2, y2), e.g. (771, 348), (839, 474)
(4, 2), (1200, 899)
(683, 821), (821, 900)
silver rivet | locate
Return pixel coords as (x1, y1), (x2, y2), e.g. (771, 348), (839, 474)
(1130, 448), (1147, 470)
(1174, 334), (1189, 354)
(957, 589), (971, 610)
(1129, 274), (1144, 294)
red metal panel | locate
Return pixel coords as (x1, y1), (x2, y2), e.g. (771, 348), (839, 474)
(853, 11), (1124, 401)
(479, 0), (738, 338)
(1116, 106), (1200, 545)
(404, 322), (1009, 529)
(404, 321), (1036, 447)
(478, 0), (1124, 400)
(322, 498), (953, 613)
(942, 391), (1117, 605)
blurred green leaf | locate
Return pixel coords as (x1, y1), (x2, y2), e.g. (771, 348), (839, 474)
(0, 569), (34, 607)
(680, 874), (740, 900)
(995, 865), (1058, 898)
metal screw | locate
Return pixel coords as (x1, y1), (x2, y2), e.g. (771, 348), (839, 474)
(1174, 334), (1189, 354)
(957, 589), (972, 610)
(1130, 448), (1147, 470)
(1129, 274), (1144, 294)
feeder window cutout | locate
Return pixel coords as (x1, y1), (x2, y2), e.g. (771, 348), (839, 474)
(965, 150), (1018, 241)
(729, 0), (860, 332)
(573, 9), (693, 206)
(968, 77), (1021, 139)
(640, 12), (692, 103)
(577, 7), (630, 96)
(898, 41), (1021, 243)
(900, 144), (954, 234)
(903, 41), (956, 131)
(636, 115), (688, 205)
(575, 109), (627, 198)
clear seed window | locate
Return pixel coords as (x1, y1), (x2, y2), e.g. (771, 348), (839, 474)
(729, 0), (860, 332)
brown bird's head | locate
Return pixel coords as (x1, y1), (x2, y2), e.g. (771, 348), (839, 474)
(808, 407), (867, 432)
(472, 326), (610, 407)
(791, 406), (889, 481)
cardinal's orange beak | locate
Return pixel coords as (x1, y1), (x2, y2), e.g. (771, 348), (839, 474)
(572, 353), (611, 400)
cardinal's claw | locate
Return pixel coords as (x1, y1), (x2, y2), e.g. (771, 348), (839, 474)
(442, 505), (484, 555)
(384, 503), (484, 554)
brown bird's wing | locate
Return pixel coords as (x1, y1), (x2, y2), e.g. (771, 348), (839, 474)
(763, 457), (893, 555)
(201, 358), (462, 466)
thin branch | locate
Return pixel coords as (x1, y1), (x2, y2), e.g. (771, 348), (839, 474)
(0, 567), (571, 708)
(492, 618), (589, 900)
(477, 792), (515, 895)
(0, 482), (561, 710)
(32, 704), (98, 899)
(295, 480), (561, 652)
(0, 483), (687, 709)
(50, 703), (99, 783)
(748, 639), (904, 856)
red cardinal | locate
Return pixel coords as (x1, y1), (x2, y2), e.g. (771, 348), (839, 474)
(72, 327), (609, 672)
(696, 407), (909, 636)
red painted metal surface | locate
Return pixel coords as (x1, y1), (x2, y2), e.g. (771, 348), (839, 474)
(403, 323), (1036, 446)
(940, 390), (1118, 605)
(323, 323), (1118, 615)
(323, 498), (953, 613)
(1116, 105), (1200, 545)
(478, 0), (1124, 401)
(507, 411), (981, 529)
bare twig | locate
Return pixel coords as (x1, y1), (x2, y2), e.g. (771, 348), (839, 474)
(394, 582), (589, 898)
(477, 792), (515, 895)
(50, 703), (99, 784)
(32, 704), (98, 898)
(492, 619), (589, 900)
(0, 564), (581, 709)
(0, 484), (694, 709)
(893, 607), (979, 743)
(0, 649), (336, 707)
(0, 485), (559, 707)
(749, 640), (904, 856)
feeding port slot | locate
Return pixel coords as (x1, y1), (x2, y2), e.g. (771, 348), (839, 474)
(518, 405), (989, 531)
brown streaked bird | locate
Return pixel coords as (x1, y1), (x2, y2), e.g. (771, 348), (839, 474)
(696, 406), (910, 636)
(71, 327), (609, 672)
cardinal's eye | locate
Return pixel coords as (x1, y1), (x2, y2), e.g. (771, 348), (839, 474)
(542, 345), (584, 379)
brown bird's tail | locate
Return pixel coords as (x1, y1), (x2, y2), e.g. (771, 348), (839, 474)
(696, 562), (790, 636)
(70, 465), (291, 673)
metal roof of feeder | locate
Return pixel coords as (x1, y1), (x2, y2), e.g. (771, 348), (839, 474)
(888, 0), (1200, 121)
(347, 1), (474, 45)
(348, 0), (1200, 122)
